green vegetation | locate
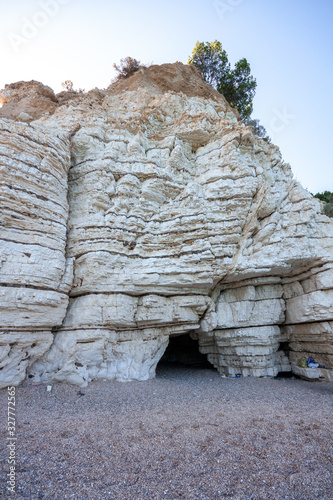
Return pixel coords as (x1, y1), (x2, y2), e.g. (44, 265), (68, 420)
(218, 57), (256, 122)
(188, 40), (255, 121)
(188, 40), (230, 89)
(188, 40), (270, 140)
(314, 191), (333, 218)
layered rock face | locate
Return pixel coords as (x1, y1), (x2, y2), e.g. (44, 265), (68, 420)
(198, 284), (290, 377)
(0, 119), (72, 387)
(1, 63), (332, 387)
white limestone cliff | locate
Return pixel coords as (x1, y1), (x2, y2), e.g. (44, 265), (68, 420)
(0, 118), (73, 386)
(0, 63), (332, 387)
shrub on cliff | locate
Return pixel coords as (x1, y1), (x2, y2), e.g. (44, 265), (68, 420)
(113, 57), (142, 81)
(61, 80), (84, 93)
(244, 118), (271, 142)
(314, 191), (333, 218)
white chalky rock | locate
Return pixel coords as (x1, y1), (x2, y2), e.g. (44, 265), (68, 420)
(29, 329), (169, 386)
(215, 285), (285, 329)
(0, 119), (71, 386)
(0, 63), (332, 385)
(198, 325), (290, 378)
(0, 331), (53, 388)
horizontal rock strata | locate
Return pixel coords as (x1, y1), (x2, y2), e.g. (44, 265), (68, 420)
(282, 265), (333, 380)
(198, 284), (290, 377)
(30, 294), (210, 386)
(0, 63), (332, 386)
(0, 119), (72, 388)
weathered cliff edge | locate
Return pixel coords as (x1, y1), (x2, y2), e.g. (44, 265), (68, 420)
(1, 63), (332, 387)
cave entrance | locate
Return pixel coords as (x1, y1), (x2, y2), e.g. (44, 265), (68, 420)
(275, 341), (299, 379)
(156, 333), (215, 374)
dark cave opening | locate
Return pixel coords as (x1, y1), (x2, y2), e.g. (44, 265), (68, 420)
(157, 333), (215, 371)
(275, 341), (299, 379)
(275, 371), (297, 379)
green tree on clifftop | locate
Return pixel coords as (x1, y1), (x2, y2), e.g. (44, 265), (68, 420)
(217, 57), (257, 122)
(188, 40), (256, 121)
(188, 41), (270, 140)
(187, 40), (230, 88)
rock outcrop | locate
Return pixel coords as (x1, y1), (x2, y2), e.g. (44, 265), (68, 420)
(0, 81), (58, 122)
(0, 119), (72, 386)
(1, 62), (332, 387)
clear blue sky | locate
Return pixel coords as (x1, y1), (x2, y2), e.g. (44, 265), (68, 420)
(1, 0), (332, 193)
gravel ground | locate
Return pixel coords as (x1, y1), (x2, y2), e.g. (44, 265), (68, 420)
(1, 365), (333, 500)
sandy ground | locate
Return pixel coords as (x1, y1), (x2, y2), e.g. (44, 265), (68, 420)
(1, 365), (333, 500)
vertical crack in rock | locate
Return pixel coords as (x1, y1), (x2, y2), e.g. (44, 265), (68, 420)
(1, 62), (333, 386)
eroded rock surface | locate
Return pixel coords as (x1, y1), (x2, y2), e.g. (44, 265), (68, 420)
(0, 119), (72, 387)
(0, 62), (332, 387)
(0, 81), (58, 122)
